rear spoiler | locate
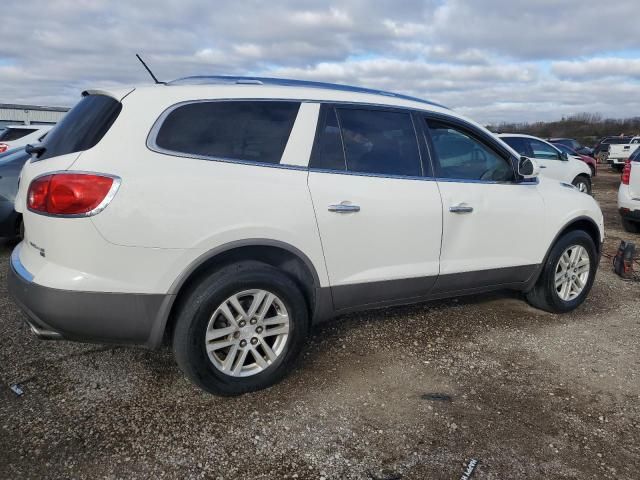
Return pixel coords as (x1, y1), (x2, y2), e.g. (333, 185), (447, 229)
(82, 87), (135, 102)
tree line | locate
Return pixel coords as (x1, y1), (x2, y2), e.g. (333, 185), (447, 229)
(488, 113), (640, 148)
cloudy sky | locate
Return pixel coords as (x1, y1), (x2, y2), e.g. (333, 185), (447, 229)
(1, 0), (639, 123)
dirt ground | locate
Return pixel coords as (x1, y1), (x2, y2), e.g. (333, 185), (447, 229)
(1, 169), (639, 479)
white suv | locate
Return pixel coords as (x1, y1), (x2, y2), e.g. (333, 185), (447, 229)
(8, 77), (604, 395)
(498, 134), (593, 194)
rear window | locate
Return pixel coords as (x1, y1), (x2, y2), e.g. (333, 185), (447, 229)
(37, 94), (122, 161)
(154, 101), (300, 164)
(0, 128), (36, 142)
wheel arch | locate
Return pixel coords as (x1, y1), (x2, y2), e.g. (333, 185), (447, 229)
(525, 215), (602, 291)
(151, 239), (325, 348)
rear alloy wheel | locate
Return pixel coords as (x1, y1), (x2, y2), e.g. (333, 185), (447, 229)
(526, 230), (597, 313)
(173, 261), (308, 395)
(572, 175), (591, 194)
(205, 289), (291, 378)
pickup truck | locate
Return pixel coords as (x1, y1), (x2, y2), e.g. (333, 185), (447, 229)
(606, 136), (640, 171)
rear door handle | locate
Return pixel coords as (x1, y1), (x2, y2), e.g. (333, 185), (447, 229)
(328, 202), (360, 213)
(449, 204), (473, 214)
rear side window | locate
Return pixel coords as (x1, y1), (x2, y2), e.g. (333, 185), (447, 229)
(38, 94), (122, 161)
(0, 128), (36, 141)
(154, 101), (300, 164)
(310, 106), (422, 177)
(338, 109), (421, 176)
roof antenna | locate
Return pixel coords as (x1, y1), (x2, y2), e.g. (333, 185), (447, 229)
(136, 53), (165, 84)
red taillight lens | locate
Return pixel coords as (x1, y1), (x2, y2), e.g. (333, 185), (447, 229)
(0, 143), (8, 153)
(622, 160), (631, 185)
(27, 173), (117, 215)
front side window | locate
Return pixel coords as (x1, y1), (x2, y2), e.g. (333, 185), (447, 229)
(155, 101), (300, 164)
(427, 120), (513, 182)
(337, 108), (421, 176)
(528, 139), (561, 160)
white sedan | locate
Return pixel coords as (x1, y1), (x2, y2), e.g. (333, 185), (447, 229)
(498, 133), (593, 194)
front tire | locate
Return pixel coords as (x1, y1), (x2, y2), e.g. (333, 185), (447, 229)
(526, 230), (597, 313)
(172, 261), (309, 395)
(572, 175), (591, 194)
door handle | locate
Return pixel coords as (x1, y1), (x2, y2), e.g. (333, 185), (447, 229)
(328, 202), (360, 213)
(449, 204), (473, 214)
(539, 165), (547, 169)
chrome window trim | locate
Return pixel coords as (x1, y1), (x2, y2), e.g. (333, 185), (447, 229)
(146, 98), (539, 185)
(26, 171), (122, 218)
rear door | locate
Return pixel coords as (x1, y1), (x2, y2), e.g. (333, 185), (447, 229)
(307, 105), (443, 310)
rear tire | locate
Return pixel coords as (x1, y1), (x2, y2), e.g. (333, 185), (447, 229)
(526, 230), (597, 313)
(172, 261), (309, 396)
(622, 218), (640, 233)
(572, 175), (591, 194)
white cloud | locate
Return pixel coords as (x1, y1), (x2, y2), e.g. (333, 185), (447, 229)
(0, 0), (639, 122)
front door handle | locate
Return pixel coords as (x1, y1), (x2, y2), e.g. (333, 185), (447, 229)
(449, 204), (473, 214)
(539, 165), (547, 169)
(328, 202), (360, 213)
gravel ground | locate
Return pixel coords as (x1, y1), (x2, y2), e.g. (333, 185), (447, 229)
(1, 169), (639, 479)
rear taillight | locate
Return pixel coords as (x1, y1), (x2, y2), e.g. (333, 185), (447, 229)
(0, 143), (8, 153)
(27, 173), (119, 216)
(622, 160), (631, 185)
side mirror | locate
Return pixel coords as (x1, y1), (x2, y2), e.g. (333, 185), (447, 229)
(560, 151), (569, 161)
(518, 156), (540, 179)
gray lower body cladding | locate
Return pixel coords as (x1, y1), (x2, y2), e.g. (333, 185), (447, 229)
(8, 261), (172, 348)
(8, 252), (539, 348)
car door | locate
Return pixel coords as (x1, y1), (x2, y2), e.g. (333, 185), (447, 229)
(422, 116), (547, 293)
(526, 138), (568, 182)
(307, 105), (443, 310)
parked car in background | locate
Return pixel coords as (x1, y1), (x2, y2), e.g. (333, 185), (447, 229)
(0, 147), (30, 237)
(618, 147), (640, 232)
(548, 138), (593, 156)
(0, 125), (52, 154)
(498, 134), (593, 193)
(606, 136), (640, 171)
(593, 136), (635, 166)
(8, 77), (604, 395)
(552, 142), (597, 176)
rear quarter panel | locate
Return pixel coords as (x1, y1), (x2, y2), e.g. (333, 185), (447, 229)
(72, 89), (330, 289)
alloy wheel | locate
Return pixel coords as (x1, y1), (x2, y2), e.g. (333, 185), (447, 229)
(204, 289), (290, 377)
(554, 245), (590, 301)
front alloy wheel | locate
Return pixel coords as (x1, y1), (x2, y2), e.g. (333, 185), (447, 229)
(554, 245), (590, 301)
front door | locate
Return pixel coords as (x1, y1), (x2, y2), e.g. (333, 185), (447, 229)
(422, 117), (547, 293)
(307, 105), (443, 310)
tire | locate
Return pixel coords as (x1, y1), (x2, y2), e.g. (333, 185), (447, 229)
(172, 261), (309, 396)
(525, 230), (597, 313)
(622, 218), (640, 233)
(572, 175), (591, 194)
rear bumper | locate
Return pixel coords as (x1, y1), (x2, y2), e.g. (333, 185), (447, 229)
(8, 245), (174, 348)
(619, 208), (640, 221)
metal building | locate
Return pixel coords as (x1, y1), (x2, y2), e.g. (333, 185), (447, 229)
(0, 104), (69, 128)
